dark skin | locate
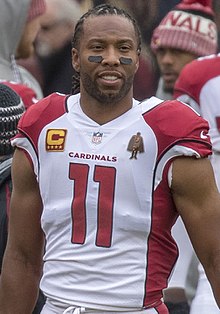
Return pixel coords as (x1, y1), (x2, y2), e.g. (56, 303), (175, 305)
(156, 47), (196, 93)
(172, 157), (220, 307)
(71, 15), (139, 125)
(1, 14), (220, 313)
(88, 55), (133, 65)
(0, 148), (44, 313)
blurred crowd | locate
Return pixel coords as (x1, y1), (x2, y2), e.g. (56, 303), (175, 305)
(17, 0), (220, 102)
(18, 0), (220, 101)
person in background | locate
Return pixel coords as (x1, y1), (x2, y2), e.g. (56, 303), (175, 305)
(0, 2), (46, 312)
(213, 0), (220, 50)
(151, 0), (218, 100)
(0, 0), (46, 102)
(0, 83), (45, 313)
(150, 1), (218, 313)
(1, 4), (220, 314)
(0, 84), (25, 274)
(33, 0), (83, 96)
(174, 52), (220, 314)
(0, 81), (39, 109)
(0, 2), (46, 306)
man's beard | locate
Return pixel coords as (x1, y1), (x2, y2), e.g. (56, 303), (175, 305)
(163, 86), (173, 95)
(163, 82), (174, 95)
(81, 72), (134, 105)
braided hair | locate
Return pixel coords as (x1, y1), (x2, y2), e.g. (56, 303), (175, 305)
(71, 4), (142, 95)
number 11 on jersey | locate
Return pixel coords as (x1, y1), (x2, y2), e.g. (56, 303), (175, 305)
(69, 163), (116, 247)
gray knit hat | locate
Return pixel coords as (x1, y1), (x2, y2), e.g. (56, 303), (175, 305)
(0, 84), (25, 156)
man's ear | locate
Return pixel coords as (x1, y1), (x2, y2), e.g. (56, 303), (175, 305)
(72, 48), (80, 72)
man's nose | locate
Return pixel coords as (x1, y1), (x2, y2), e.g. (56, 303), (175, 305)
(101, 47), (120, 66)
(161, 51), (175, 64)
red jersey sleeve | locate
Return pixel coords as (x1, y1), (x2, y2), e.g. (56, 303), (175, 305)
(143, 99), (212, 159)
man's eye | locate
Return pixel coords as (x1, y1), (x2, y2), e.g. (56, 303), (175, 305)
(173, 49), (184, 55)
(120, 46), (129, 50)
(120, 46), (130, 52)
(92, 45), (103, 50)
(157, 48), (165, 55)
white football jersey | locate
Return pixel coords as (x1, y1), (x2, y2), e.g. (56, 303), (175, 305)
(174, 53), (220, 313)
(12, 93), (211, 311)
(174, 53), (220, 154)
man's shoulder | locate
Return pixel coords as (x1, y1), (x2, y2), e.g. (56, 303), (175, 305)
(141, 98), (211, 157)
(139, 96), (164, 113)
(175, 54), (220, 97)
(141, 97), (194, 117)
(141, 98), (208, 136)
(18, 92), (69, 130)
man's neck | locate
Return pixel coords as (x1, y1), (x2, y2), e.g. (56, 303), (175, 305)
(79, 92), (133, 125)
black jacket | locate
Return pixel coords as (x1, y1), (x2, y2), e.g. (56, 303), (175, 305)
(0, 156), (12, 272)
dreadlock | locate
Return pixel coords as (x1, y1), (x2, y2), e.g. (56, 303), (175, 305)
(71, 4), (142, 95)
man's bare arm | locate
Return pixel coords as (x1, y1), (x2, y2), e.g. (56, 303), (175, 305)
(0, 148), (44, 314)
(172, 157), (220, 308)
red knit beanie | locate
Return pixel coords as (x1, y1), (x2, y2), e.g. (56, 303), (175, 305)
(151, 0), (218, 57)
(27, 0), (46, 22)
